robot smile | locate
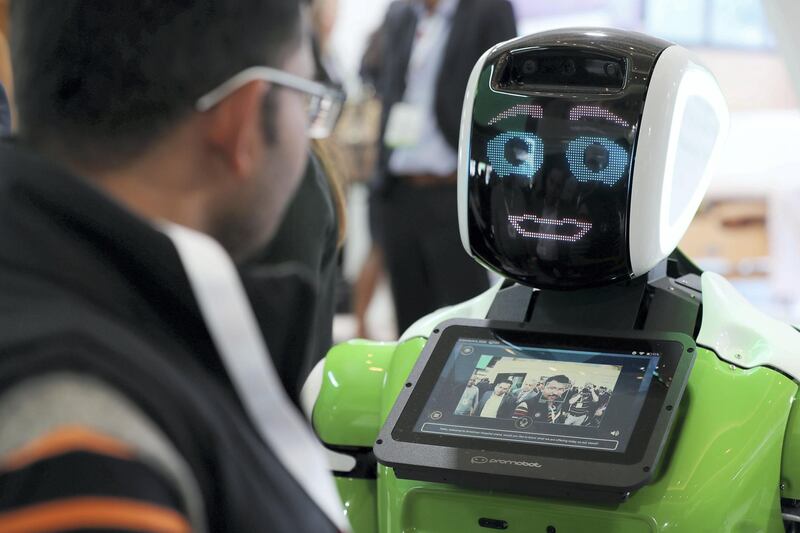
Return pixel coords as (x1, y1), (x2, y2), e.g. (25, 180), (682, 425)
(508, 214), (592, 243)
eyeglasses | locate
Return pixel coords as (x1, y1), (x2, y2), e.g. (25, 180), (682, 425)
(196, 66), (345, 139)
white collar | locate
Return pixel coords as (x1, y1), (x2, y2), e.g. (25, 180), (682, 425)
(161, 223), (349, 531)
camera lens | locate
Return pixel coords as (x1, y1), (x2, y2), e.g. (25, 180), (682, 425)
(604, 62), (619, 78)
(560, 59), (576, 76)
(522, 59), (538, 75)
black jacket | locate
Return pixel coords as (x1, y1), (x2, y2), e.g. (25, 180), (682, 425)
(0, 84), (9, 136)
(374, 0), (517, 191)
(0, 142), (337, 532)
(246, 154), (339, 402)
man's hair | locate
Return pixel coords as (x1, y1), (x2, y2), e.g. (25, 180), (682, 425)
(10, 0), (303, 166)
(545, 375), (571, 386)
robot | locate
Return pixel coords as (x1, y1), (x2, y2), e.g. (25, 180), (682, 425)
(304, 29), (800, 532)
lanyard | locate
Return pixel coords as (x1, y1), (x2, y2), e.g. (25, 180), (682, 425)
(162, 223), (348, 532)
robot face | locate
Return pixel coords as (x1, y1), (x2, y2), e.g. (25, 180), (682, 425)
(467, 86), (641, 288)
(461, 31), (727, 289)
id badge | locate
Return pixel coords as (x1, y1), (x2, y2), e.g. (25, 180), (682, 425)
(384, 102), (424, 148)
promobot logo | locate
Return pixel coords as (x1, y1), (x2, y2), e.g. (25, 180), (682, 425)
(470, 456), (542, 468)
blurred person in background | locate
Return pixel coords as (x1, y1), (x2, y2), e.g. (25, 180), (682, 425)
(0, 0), (12, 134)
(352, 24), (389, 340)
(371, 0), (517, 334)
(0, 83), (9, 135)
(245, 141), (347, 403)
(0, 1), (348, 531)
(246, 0), (348, 402)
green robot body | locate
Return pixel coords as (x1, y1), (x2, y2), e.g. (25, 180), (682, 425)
(314, 277), (800, 531)
(306, 28), (800, 532)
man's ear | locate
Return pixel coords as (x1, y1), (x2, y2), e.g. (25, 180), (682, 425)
(200, 81), (270, 180)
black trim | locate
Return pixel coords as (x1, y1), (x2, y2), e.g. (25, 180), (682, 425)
(487, 269), (702, 338)
(323, 445), (377, 480)
(0, 450), (184, 513)
(375, 319), (695, 503)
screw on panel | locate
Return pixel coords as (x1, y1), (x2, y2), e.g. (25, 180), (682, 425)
(735, 353), (742, 359)
(729, 364), (736, 370)
(782, 482), (787, 492)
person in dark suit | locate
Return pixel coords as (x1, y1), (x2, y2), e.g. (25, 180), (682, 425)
(476, 377), (493, 398)
(371, 0), (517, 333)
(0, 83), (10, 135)
(477, 381), (516, 419)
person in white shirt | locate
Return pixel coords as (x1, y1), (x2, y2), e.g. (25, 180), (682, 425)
(454, 376), (480, 415)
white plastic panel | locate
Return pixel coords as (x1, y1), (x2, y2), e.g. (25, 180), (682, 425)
(697, 272), (800, 380)
(458, 48), (493, 258)
(300, 358), (325, 420)
(458, 41), (517, 258)
(629, 46), (729, 277)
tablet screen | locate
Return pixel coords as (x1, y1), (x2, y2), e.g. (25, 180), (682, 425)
(411, 336), (661, 454)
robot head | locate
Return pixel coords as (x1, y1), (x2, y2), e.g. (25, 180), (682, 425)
(458, 29), (728, 289)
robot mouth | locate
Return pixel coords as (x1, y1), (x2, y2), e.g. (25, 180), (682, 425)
(508, 214), (592, 243)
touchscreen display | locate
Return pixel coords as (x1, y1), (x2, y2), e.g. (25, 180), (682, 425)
(412, 337), (660, 454)
(466, 61), (646, 289)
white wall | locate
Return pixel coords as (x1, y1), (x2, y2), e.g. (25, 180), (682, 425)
(329, 0), (394, 90)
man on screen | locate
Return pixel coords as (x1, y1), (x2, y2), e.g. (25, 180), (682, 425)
(564, 383), (600, 426)
(588, 401), (609, 428)
(454, 376), (480, 415)
(477, 377), (493, 397)
(513, 378), (539, 405)
(477, 380), (515, 418)
(513, 375), (571, 423)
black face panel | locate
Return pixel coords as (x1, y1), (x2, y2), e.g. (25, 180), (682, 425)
(466, 31), (669, 289)
(497, 49), (627, 91)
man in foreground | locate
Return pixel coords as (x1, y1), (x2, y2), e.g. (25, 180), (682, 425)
(0, 1), (347, 531)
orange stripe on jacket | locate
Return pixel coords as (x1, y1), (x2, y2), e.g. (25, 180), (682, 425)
(0, 497), (190, 533)
(2, 425), (133, 471)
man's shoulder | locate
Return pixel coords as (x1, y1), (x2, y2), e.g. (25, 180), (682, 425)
(0, 371), (206, 532)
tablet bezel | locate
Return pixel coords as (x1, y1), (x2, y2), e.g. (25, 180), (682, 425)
(373, 318), (696, 498)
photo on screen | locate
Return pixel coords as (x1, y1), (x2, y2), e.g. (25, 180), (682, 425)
(452, 356), (621, 429)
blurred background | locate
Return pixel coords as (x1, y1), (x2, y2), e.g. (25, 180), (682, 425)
(0, 0), (798, 341)
(324, 0), (800, 341)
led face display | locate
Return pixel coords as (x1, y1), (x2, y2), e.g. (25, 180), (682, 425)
(467, 68), (644, 288)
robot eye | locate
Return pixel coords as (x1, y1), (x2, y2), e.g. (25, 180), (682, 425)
(566, 136), (629, 186)
(487, 131), (544, 180)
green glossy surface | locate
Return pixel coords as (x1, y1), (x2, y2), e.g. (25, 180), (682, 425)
(314, 339), (397, 447)
(322, 341), (797, 532)
(379, 337), (427, 424)
(781, 392), (800, 498)
(336, 477), (377, 533)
